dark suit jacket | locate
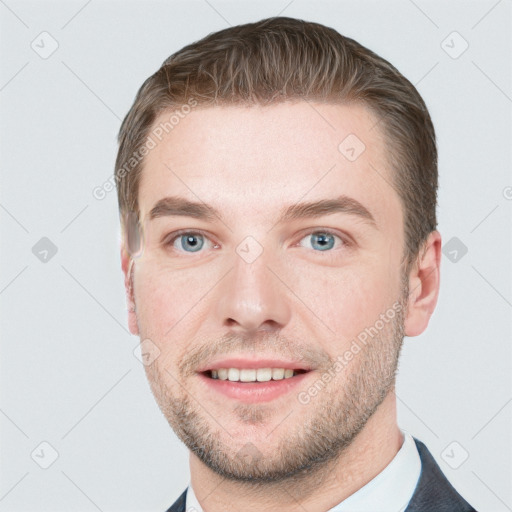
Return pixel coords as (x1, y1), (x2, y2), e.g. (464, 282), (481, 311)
(165, 437), (477, 511)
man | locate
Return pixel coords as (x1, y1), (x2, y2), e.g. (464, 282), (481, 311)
(115, 16), (477, 512)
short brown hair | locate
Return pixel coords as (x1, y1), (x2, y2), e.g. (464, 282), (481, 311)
(115, 16), (437, 269)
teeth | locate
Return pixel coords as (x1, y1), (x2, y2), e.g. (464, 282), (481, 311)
(228, 368), (240, 381)
(272, 368), (285, 380)
(210, 367), (300, 382)
(256, 368), (272, 382)
(240, 369), (256, 382)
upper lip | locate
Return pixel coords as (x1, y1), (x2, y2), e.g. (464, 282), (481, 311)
(196, 357), (312, 372)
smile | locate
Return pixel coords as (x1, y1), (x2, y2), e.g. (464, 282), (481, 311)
(198, 366), (312, 403)
(206, 368), (308, 382)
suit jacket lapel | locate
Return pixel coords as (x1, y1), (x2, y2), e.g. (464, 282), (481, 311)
(404, 437), (476, 511)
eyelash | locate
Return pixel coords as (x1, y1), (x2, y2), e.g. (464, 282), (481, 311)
(164, 229), (219, 253)
(164, 228), (351, 255)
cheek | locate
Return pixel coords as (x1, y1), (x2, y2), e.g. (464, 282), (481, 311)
(134, 262), (213, 336)
(288, 256), (400, 341)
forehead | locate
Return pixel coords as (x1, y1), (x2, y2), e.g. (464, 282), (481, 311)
(138, 101), (401, 230)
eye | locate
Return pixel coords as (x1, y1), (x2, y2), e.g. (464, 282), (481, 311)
(166, 230), (216, 253)
(298, 230), (345, 252)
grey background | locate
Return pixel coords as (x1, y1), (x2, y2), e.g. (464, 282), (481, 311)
(1, 0), (511, 510)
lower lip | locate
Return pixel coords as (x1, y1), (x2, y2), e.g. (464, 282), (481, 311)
(197, 372), (311, 403)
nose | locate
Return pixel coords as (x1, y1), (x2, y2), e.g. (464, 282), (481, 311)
(214, 249), (292, 334)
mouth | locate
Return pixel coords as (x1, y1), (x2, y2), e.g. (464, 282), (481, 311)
(196, 359), (313, 403)
(202, 367), (309, 382)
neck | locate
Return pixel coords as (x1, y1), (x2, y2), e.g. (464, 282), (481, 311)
(189, 391), (403, 512)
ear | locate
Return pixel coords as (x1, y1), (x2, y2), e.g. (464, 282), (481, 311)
(404, 230), (442, 337)
(121, 241), (139, 335)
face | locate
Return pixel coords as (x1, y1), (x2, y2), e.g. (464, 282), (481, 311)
(125, 101), (410, 482)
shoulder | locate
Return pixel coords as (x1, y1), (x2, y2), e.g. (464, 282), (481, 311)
(405, 437), (477, 512)
(164, 488), (188, 512)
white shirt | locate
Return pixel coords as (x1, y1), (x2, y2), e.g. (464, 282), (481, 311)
(185, 429), (421, 512)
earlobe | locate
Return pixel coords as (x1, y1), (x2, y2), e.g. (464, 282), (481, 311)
(404, 231), (442, 337)
(120, 242), (139, 335)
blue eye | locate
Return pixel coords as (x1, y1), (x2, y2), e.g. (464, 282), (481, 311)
(299, 231), (341, 251)
(173, 233), (206, 252)
(165, 230), (345, 255)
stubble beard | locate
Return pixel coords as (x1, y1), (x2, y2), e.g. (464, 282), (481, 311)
(142, 290), (408, 487)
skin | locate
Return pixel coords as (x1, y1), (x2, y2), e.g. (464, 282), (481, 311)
(121, 101), (441, 512)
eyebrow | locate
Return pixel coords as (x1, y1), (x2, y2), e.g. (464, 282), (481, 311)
(278, 195), (376, 226)
(149, 196), (221, 221)
(148, 195), (376, 226)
